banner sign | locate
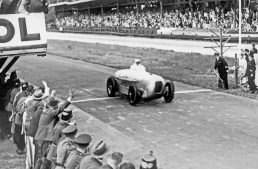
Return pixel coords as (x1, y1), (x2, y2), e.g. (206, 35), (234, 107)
(0, 13), (47, 57)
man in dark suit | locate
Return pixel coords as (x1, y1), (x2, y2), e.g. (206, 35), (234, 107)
(250, 43), (258, 55)
(213, 53), (229, 89)
(245, 54), (257, 93)
(34, 89), (77, 169)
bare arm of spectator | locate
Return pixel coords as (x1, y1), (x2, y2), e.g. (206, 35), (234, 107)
(42, 80), (50, 99)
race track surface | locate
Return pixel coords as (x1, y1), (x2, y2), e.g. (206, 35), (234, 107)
(10, 55), (258, 169)
(47, 32), (252, 58)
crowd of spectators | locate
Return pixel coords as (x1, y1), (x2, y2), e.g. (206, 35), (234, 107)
(0, 72), (137, 169)
(54, 5), (258, 31)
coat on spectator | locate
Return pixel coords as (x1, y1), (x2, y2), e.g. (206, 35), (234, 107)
(26, 105), (44, 137)
(52, 121), (70, 145)
(55, 137), (76, 168)
(65, 149), (89, 169)
(34, 100), (70, 142)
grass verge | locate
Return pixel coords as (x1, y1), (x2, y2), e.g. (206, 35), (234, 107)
(47, 39), (257, 99)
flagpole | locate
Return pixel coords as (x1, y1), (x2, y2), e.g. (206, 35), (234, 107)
(238, 0), (242, 57)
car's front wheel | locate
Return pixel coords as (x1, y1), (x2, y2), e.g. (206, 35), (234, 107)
(128, 85), (140, 106)
(163, 81), (175, 102)
(107, 76), (117, 97)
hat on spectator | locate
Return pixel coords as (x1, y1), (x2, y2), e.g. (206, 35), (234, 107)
(118, 162), (136, 169)
(33, 89), (44, 101)
(90, 140), (110, 158)
(75, 133), (92, 146)
(10, 70), (17, 80)
(62, 125), (77, 135)
(13, 79), (21, 87)
(135, 59), (141, 63)
(214, 53), (219, 56)
(61, 108), (73, 120)
(22, 82), (29, 90)
(245, 49), (249, 53)
(79, 156), (101, 169)
(48, 97), (60, 107)
(105, 152), (123, 166)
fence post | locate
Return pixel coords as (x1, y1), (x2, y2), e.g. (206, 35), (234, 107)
(235, 53), (238, 88)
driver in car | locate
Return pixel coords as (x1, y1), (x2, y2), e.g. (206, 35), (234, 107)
(130, 59), (146, 72)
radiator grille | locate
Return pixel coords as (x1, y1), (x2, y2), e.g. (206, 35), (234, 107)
(154, 81), (162, 93)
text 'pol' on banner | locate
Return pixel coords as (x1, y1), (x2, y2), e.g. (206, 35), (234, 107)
(0, 13), (47, 57)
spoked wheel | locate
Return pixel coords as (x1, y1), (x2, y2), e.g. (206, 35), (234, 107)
(106, 76), (117, 97)
(163, 81), (175, 103)
(128, 85), (140, 106)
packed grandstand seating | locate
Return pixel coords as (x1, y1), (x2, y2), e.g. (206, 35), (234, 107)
(53, 6), (258, 32)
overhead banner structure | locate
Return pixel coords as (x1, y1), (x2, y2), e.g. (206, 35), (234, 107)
(0, 13), (47, 57)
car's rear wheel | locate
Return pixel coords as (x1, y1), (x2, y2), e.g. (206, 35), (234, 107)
(163, 81), (175, 102)
(128, 85), (140, 106)
(107, 76), (117, 97)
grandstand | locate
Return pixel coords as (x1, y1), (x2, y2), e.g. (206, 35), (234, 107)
(47, 0), (258, 37)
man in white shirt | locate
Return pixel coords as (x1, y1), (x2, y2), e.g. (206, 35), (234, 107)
(130, 59), (146, 72)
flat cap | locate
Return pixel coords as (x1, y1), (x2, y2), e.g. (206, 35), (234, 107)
(75, 134), (92, 145)
(63, 108), (72, 115)
(214, 52), (219, 56)
(48, 97), (60, 107)
(62, 125), (77, 135)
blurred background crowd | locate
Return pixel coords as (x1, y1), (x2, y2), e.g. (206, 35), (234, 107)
(54, 5), (258, 31)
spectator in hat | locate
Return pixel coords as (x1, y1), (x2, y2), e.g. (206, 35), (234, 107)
(52, 108), (74, 146)
(239, 52), (248, 90)
(66, 133), (92, 169)
(43, 108), (74, 168)
(119, 162), (136, 169)
(23, 81), (49, 169)
(250, 43), (258, 55)
(130, 59), (146, 72)
(5, 82), (21, 142)
(250, 44), (258, 86)
(34, 89), (77, 169)
(213, 52), (229, 89)
(24, 81), (49, 132)
(79, 156), (102, 169)
(12, 82), (29, 154)
(245, 53), (257, 93)
(54, 125), (78, 169)
(6, 70), (20, 90)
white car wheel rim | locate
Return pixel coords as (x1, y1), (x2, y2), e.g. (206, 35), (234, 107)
(165, 86), (170, 97)
(108, 85), (112, 94)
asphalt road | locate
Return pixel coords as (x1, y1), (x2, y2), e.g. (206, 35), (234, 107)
(47, 32), (252, 58)
(9, 54), (258, 169)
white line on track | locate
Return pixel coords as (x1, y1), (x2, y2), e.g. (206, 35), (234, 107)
(71, 97), (120, 103)
(175, 89), (212, 94)
(71, 89), (212, 103)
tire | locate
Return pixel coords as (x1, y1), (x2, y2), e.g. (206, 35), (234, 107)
(163, 81), (175, 103)
(106, 76), (117, 97)
(128, 85), (140, 106)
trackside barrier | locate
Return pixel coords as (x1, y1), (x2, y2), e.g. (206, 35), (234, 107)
(47, 27), (258, 43)
(51, 27), (157, 35)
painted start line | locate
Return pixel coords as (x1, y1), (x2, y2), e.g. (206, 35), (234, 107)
(71, 89), (212, 103)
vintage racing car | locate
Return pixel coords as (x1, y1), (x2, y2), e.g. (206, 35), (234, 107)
(106, 69), (175, 105)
